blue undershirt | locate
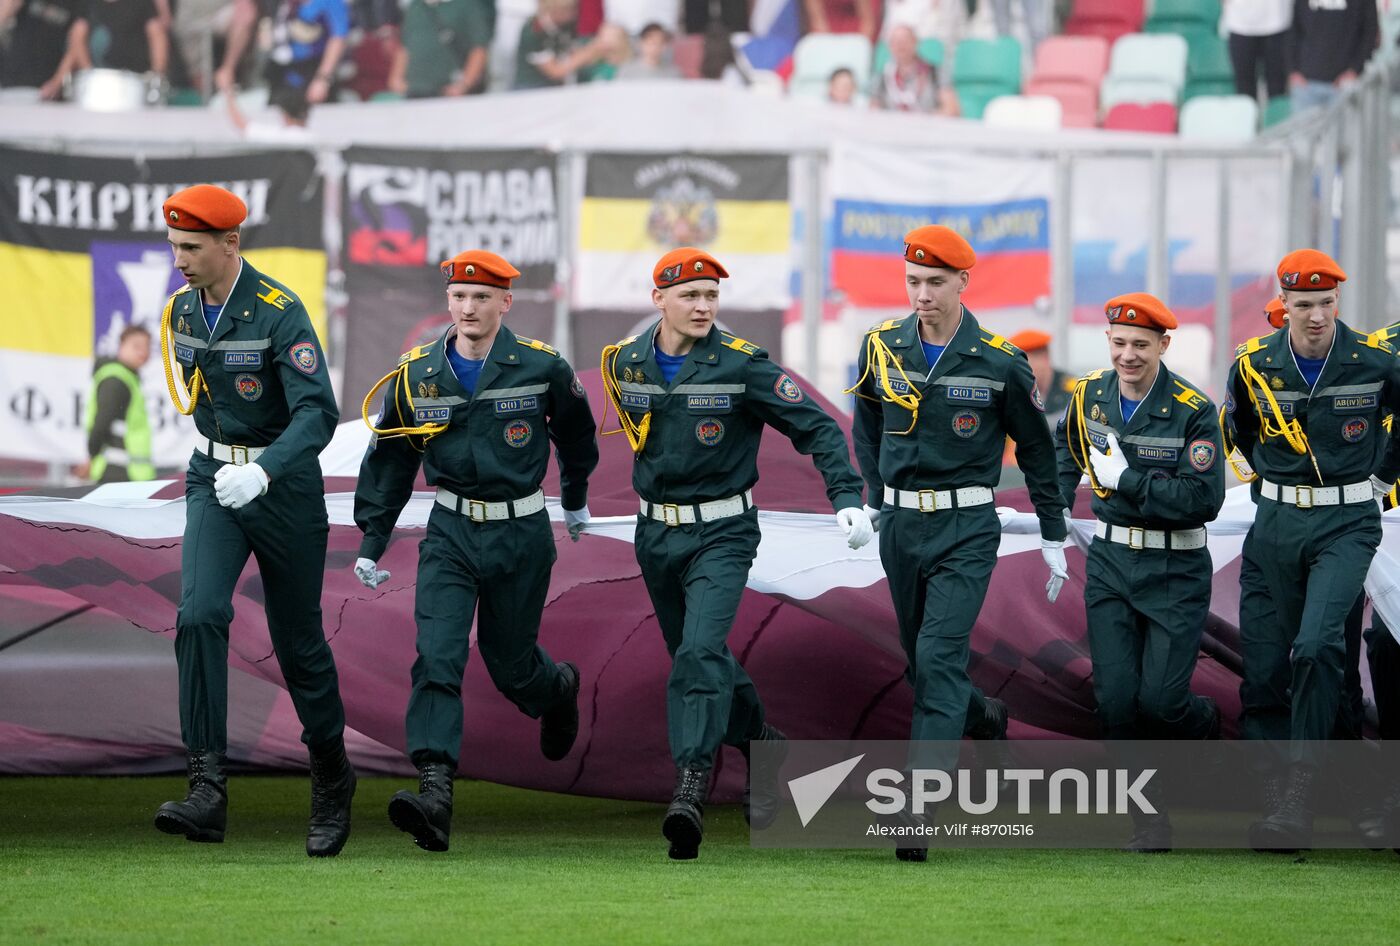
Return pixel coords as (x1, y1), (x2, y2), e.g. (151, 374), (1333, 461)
(1120, 394), (1142, 423)
(200, 300), (220, 334)
(1294, 352), (1326, 388)
(920, 340), (946, 370)
(654, 344), (687, 384)
(445, 344), (486, 395)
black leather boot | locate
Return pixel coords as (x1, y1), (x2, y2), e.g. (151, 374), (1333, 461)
(1201, 696), (1222, 739)
(739, 723), (788, 829)
(306, 739), (357, 857)
(966, 697), (1009, 740)
(1250, 762), (1316, 852)
(154, 751), (228, 843)
(540, 662), (581, 761)
(388, 762), (454, 852)
(895, 807), (932, 862)
(662, 766), (711, 860)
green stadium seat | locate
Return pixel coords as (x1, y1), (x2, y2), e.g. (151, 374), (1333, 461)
(1179, 94), (1258, 142)
(370, 90), (404, 102)
(1143, 0), (1221, 37)
(167, 88), (205, 107)
(1262, 96), (1291, 127)
(791, 33), (874, 99)
(951, 37), (1022, 119)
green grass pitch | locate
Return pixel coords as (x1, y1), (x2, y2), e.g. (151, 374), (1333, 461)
(2, 777), (1398, 945)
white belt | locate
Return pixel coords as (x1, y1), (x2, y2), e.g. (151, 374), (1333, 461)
(640, 489), (754, 526)
(1094, 521), (1207, 551)
(1259, 478), (1372, 508)
(435, 487), (546, 522)
(883, 485), (995, 512)
(194, 439), (266, 466)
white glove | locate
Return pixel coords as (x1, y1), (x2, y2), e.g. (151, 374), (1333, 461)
(995, 505), (1017, 528)
(354, 557), (390, 589)
(1041, 539), (1068, 603)
(836, 506), (874, 550)
(563, 506), (590, 542)
(862, 504), (881, 532)
(213, 462), (269, 510)
(1370, 475), (1392, 511)
(1088, 431), (1129, 491)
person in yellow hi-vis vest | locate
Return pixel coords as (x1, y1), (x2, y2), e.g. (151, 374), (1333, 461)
(80, 324), (155, 483)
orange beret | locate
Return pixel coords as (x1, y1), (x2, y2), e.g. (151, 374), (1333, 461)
(1277, 249), (1346, 291)
(1105, 292), (1177, 331)
(653, 247), (728, 288)
(1264, 297), (1287, 329)
(163, 184), (247, 232)
(440, 250), (520, 289)
(1009, 329), (1052, 352)
(903, 225), (976, 270)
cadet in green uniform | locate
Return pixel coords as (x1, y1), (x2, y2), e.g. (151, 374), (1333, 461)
(599, 247), (873, 861)
(1010, 328), (1076, 418)
(848, 225), (1069, 861)
(1226, 249), (1400, 851)
(152, 185), (354, 857)
(82, 324), (155, 482)
(354, 250), (598, 853)
(1056, 292), (1224, 853)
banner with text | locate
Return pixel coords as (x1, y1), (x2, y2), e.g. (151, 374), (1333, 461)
(0, 146), (326, 466)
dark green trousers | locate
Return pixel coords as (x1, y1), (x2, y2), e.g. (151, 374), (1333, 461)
(1239, 501), (1381, 763)
(176, 454), (345, 754)
(407, 506), (567, 767)
(635, 510), (765, 769)
(879, 505), (1001, 764)
(1083, 538), (1215, 740)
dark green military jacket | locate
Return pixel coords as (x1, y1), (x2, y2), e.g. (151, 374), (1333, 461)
(168, 258), (338, 479)
(606, 322), (862, 511)
(851, 309), (1068, 541)
(354, 324), (598, 561)
(1224, 321), (1400, 487)
(1054, 366), (1225, 530)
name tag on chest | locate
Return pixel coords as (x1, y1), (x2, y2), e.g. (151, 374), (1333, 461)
(687, 394), (731, 412)
(223, 351), (263, 369)
(175, 344), (195, 365)
(1135, 446), (1179, 464)
(945, 385), (992, 405)
(621, 392), (650, 411)
(494, 396), (538, 415)
(1333, 394), (1378, 413)
(415, 406), (451, 423)
(886, 379), (912, 396)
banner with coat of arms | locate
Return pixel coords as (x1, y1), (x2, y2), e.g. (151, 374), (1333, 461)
(0, 146), (325, 466)
(575, 153), (791, 310)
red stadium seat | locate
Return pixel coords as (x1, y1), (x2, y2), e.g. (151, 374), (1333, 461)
(1026, 78), (1098, 127)
(1064, 0), (1146, 45)
(1031, 35), (1110, 87)
(1102, 101), (1178, 133)
(672, 34), (705, 80)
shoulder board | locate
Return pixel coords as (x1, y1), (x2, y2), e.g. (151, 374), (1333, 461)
(255, 280), (295, 311)
(1172, 379), (1208, 411)
(1059, 374), (1077, 393)
(516, 336), (559, 357)
(978, 330), (1018, 356)
(866, 318), (902, 334)
(172, 284), (191, 296)
(1370, 322), (1400, 344)
(721, 333), (760, 355)
(398, 344), (433, 365)
(1363, 331), (1395, 354)
(1386, 415), (1395, 435)
(1078, 368), (1107, 383)
(1234, 335), (1268, 359)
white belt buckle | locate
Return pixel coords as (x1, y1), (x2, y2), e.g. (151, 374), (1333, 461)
(1295, 485), (1313, 509)
(1128, 526), (1146, 551)
(918, 489), (937, 512)
(662, 503), (682, 527)
(230, 445), (249, 466)
(466, 499), (488, 522)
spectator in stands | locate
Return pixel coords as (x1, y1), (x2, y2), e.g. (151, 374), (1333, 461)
(1288, 0), (1378, 114)
(1224, 0), (1291, 102)
(615, 21), (681, 79)
(264, 0), (351, 106)
(828, 65), (856, 103)
(0, 0), (80, 90)
(391, 0), (493, 98)
(584, 21), (631, 79)
(869, 22), (954, 114)
(804, 0), (880, 41)
(212, 0), (256, 91)
(603, 0), (680, 36)
(220, 70), (313, 140)
(344, 0), (402, 100)
(168, 0), (235, 93)
(881, 0), (969, 58)
(514, 0), (606, 89)
(39, 0), (170, 101)
(988, 0), (1046, 53)
(682, 0), (746, 36)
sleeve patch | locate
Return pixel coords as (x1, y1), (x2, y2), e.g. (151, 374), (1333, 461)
(289, 340), (319, 374)
(570, 374), (587, 398)
(774, 373), (805, 403)
(1030, 385), (1046, 412)
(1189, 440), (1216, 472)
